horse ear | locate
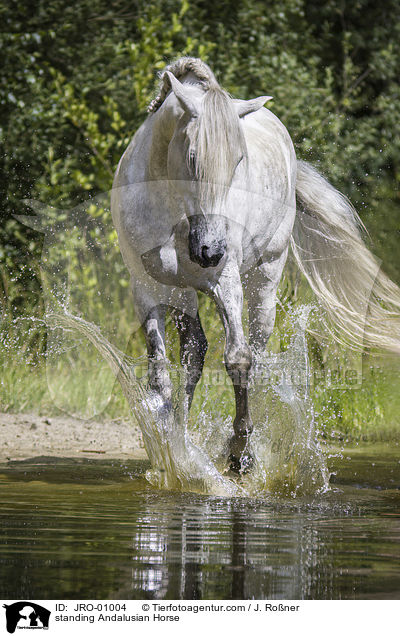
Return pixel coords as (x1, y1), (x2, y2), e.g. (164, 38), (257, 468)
(235, 96), (272, 118)
(164, 71), (199, 118)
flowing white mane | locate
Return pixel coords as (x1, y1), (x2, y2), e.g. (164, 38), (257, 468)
(148, 57), (247, 205)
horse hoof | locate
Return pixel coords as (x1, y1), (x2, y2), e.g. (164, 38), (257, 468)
(228, 431), (254, 474)
(228, 450), (254, 474)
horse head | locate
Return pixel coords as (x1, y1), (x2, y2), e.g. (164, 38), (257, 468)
(163, 71), (271, 269)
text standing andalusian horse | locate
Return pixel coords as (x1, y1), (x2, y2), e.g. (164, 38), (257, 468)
(112, 57), (400, 472)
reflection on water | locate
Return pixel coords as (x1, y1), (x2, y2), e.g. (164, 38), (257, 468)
(0, 446), (399, 600)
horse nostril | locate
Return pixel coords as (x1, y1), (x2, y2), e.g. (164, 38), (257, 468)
(200, 243), (225, 267)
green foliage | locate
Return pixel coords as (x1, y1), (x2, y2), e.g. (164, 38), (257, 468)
(1, 0), (399, 435)
(2, 0), (400, 307)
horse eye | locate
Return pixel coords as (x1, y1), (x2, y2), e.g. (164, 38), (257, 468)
(188, 149), (197, 172)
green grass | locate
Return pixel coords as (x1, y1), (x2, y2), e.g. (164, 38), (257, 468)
(1, 311), (399, 443)
(313, 359), (400, 442)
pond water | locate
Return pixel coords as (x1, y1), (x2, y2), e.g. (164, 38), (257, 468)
(0, 444), (399, 600)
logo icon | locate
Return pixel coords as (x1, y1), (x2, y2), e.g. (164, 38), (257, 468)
(3, 603), (51, 633)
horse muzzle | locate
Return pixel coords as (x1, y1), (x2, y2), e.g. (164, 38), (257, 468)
(190, 238), (227, 268)
(188, 215), (227, 268)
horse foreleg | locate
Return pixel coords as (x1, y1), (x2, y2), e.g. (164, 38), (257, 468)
(211, 263), (253, 472)
(172, 309), (208, 410)
(244, 251), (288, 352)
(143, 305), (170, 392)
(134, 291), (172, 412)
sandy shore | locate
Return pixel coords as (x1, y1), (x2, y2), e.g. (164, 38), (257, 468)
(0, 412), (147, 461)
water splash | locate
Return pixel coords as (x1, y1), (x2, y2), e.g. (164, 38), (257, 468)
(247, 306), (330, 496)
(47, 306), (329, 498)
(47, 312), (241, 496)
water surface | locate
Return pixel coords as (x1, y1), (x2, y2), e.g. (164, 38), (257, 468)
(0, 444), (399, 600)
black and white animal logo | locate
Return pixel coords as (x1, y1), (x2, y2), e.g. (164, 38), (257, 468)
(3, 602), (50, 633)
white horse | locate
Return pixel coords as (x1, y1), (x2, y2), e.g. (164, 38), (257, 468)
(112, 57), (400, 472)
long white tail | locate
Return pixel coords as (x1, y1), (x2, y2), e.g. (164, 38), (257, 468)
(292, 160), (400, 353)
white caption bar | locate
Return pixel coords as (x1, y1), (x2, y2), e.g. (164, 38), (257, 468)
(1, 599), (398, 635)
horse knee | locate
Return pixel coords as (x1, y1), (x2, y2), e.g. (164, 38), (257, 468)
(225, 344), (252, 384)
(225, 344), (251, 370)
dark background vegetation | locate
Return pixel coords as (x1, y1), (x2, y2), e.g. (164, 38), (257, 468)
(1, 0), (399, 437)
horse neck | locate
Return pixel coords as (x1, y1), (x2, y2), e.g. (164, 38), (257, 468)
(147, 95), (183, 180)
